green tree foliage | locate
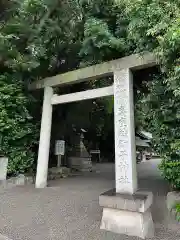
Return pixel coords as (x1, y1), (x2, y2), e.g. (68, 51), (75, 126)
(78, 0), (180, 185)
(0, 74), (37, 174)
(121, 0), (180, 186)
(0, 0), (83, 174)
(159, 161), (180, 190)
(80, 1), (180, 151)
(125, 1), (180, 157)
(1, 0), (180, 178)
(174, 203), (180, 222)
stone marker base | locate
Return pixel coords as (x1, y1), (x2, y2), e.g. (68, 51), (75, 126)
(0, 174), (34, 190)
(0, 157), (8, 180)
(100, 208), (154, 239)
(167, 191), (180, 211)
(68, 157), (92, 172)
(99, 189), (154, 239)
(48, 167), (71, 180)
(167, 191), (180, 221)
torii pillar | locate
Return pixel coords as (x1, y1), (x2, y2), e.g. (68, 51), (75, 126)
(35, 86), (53, 188)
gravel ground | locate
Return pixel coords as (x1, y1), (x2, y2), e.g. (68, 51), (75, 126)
(0, 159), (179, 240)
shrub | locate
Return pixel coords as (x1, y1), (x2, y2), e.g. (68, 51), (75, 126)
(159, 160), (180, 190)
(174, 203), (180, 222)
(0, 74), (38, 176)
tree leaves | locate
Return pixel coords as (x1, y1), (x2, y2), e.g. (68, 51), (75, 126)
(0, 0), (180, 175)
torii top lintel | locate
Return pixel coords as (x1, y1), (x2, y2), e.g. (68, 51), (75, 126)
(29, 52), (157, 90)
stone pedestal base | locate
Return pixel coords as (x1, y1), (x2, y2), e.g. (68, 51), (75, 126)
(167, 191), (180, 211)
(100, 208), (154, 239)
(99, 189), (154, 239)
(48, 167), (70, 180)
(68, 157), (92, 172)
(0, 157), (8, 180)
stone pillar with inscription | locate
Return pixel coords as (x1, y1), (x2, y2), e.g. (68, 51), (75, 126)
(114, 68), (137, 194)
(99, 69), (154, 239)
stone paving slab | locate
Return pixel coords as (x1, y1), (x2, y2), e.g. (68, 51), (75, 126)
(0, 159), (179, 240)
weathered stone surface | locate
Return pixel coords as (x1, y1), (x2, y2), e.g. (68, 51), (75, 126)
(0, 234), (12, 240)
(0, 157), (8, 180)
(48, 167), (70, 180)
(35, 86), (53, 188)
(48, 167), (70, 175)
(68, 157), (92, 172)
(0, 174), (34, 190)
(25, 175), (34, 184)
(167, 191), (180, 210)
(114, 69), (137, 194)
(15, 174), (26, 185)
(100, 207), (154, 239)
(68, 131), (93, 172)
(29, 53), (156, 90)
(99, 189), (153, 213)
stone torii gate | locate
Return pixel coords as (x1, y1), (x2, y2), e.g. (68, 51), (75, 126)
(29, 53), (157, 239)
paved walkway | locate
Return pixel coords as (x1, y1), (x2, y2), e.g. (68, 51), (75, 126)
(0, 159), (179, 240)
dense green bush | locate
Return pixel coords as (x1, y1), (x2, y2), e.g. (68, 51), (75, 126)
(174, 203), (180, 222)
(0, 74), (38, 175)
(159, 160), (180, 190)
